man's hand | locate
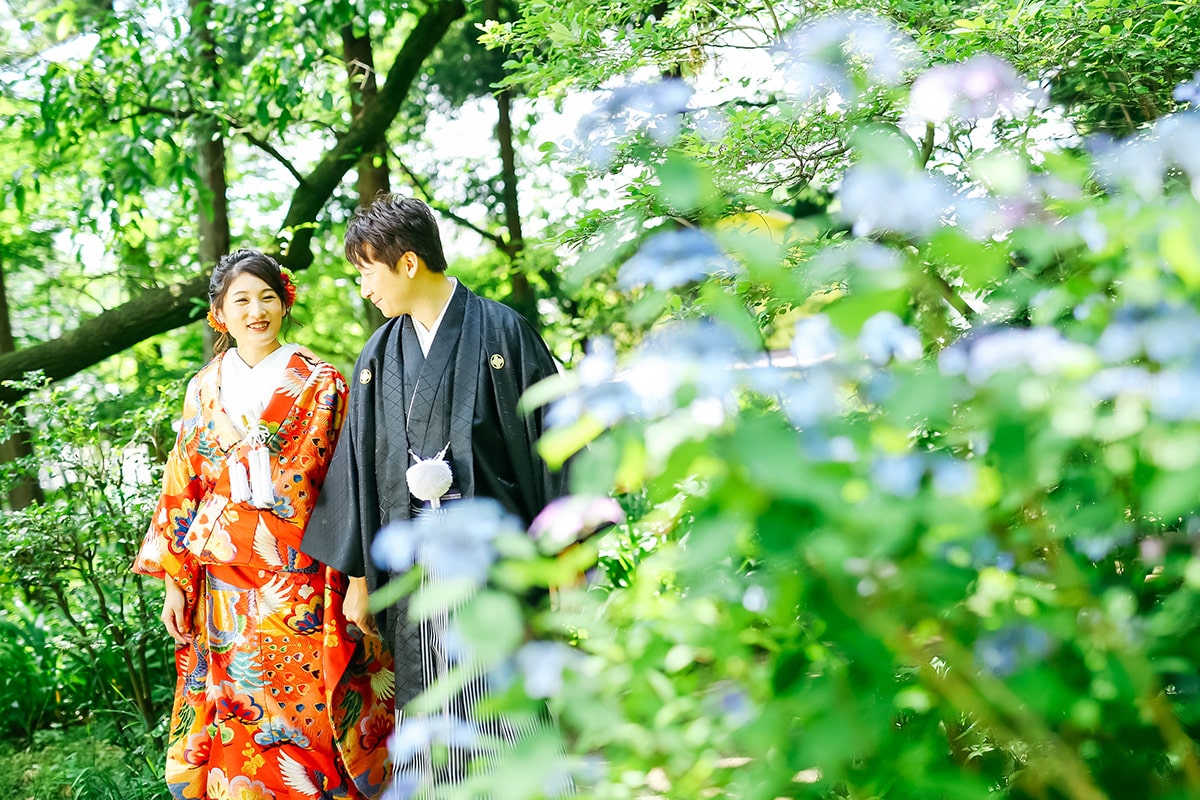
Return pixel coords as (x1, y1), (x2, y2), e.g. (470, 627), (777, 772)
(161, 578), (192, 647)
(345, 576), (378, 636)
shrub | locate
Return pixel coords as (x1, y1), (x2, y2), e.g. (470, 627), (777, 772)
(0, 376), (178, 746)
(379, 14), (1200, 800)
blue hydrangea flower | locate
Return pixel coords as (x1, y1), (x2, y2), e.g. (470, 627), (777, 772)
(390, 713), (483, 764)
(871, 454), (925, 497)
(1173, 71), (1200, 105)
(838, 163), (955, 237)
(775, 12), (917, 104)
(741, 585), (768, 613)
(1073, 527), (1134, 562)
(938, 326), (1094, 385)
(548, 319), (758, 434)
(709, 681), (755, 726)
(516, 641), (582, 699)
(975, 625), (1053, 677)
(909, 55), (1030, 123)
(1149, 368), (1200, 422)
(574, 78), (694, 164)
(618, 228), (738, 290)
(1089, 112), (1200, 199)
(800, 432), (858, 463)
(1096, 304), (1200, 365)
(780, 367), (843, 429)
(624, 319), (755, 416)
(372, 498), (524, 585)
(382, 772), (422, 800)
(792, 314), (841, 366)
(931, 457), (975, 496)
(858, 311), (923, 365)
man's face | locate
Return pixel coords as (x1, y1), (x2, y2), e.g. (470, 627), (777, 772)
(355, 254), (412, 318)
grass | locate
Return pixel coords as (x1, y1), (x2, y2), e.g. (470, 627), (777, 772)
(0, 726), (169, 800)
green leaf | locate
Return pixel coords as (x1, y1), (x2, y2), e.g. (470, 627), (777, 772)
(1144, 466), (1200, 519)
(824, 288), (910, 335)
(1159, 215), (1200, 288)
(409, 578), (478, 620)
(369, 568), (422, 613)
(927, 228), (1008, 287)
(55, 12), (74, 41)
(537, 414), (606, 470)
(655, 153), (719, 216)
(454, 591), (524, 666)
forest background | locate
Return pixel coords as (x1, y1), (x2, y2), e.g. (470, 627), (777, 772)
(3, 0), (1200, 798)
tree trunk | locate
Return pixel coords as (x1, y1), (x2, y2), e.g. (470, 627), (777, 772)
(0, 0), (467, 406)
(343, 24), (389, 333)
(0, 252), (44, 510)
(190, 0), (230, 363)
(483, 0), (538, 326)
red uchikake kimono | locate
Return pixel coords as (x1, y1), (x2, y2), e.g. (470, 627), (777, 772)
(133, 347), (394, 800)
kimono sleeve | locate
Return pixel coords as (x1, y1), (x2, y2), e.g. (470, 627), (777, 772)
(503, 312), (571, 518)
(301, 351), (380, 581)
(270, 365), (348, 534)
(132, 378), (203, 601)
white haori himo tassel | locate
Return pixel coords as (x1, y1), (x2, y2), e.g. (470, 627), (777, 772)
(406, 444), (453, 510)
(247, 423), (275, 509)
(229, 459), (252, 504)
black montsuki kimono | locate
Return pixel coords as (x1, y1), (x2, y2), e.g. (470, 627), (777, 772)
(301, 280), (568, 706)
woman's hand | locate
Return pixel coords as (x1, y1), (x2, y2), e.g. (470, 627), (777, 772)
(161, 578), (192, 647)
(345, 576), (378, 636)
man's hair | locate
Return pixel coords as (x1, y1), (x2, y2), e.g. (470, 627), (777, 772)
(344, 193), (448, 274)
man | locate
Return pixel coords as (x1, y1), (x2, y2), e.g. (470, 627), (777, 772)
(301, 194), (569, 784)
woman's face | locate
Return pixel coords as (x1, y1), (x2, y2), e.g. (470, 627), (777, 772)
(217, 272), (284, 355)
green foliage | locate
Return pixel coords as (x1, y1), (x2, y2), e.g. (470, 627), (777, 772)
(0, 598), (67, 742)
(910, 0), (1200, 135)
(0, 375), (176, 746)
(390, 3), (1200, 799)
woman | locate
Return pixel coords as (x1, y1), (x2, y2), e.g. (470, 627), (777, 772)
(133, 249), (394, 800)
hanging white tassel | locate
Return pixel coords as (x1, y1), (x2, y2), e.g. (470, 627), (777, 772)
(229, 459), (252, 503)
(246, 423), (275, 509)
(249, 446), (274, 509)
(406, 444), (453, 510)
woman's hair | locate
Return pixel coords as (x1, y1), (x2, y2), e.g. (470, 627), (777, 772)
(344, 193), (448, 274)
(208, 249), (296, 353)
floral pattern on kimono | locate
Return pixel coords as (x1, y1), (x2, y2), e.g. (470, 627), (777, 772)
(134, 347), (394, 800)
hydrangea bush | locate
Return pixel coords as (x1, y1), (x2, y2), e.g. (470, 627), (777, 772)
(378, 15), (1200, 800)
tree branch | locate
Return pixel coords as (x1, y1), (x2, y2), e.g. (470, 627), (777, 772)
(919, 121), (935, 167)
(236, 128), (306, 184)
(109, 105), (305, 183)
(0, 275), (209, 406)
(924, 265), (976, 320)
(109, 105), (195, 123)
(393, 151), (506, 248)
